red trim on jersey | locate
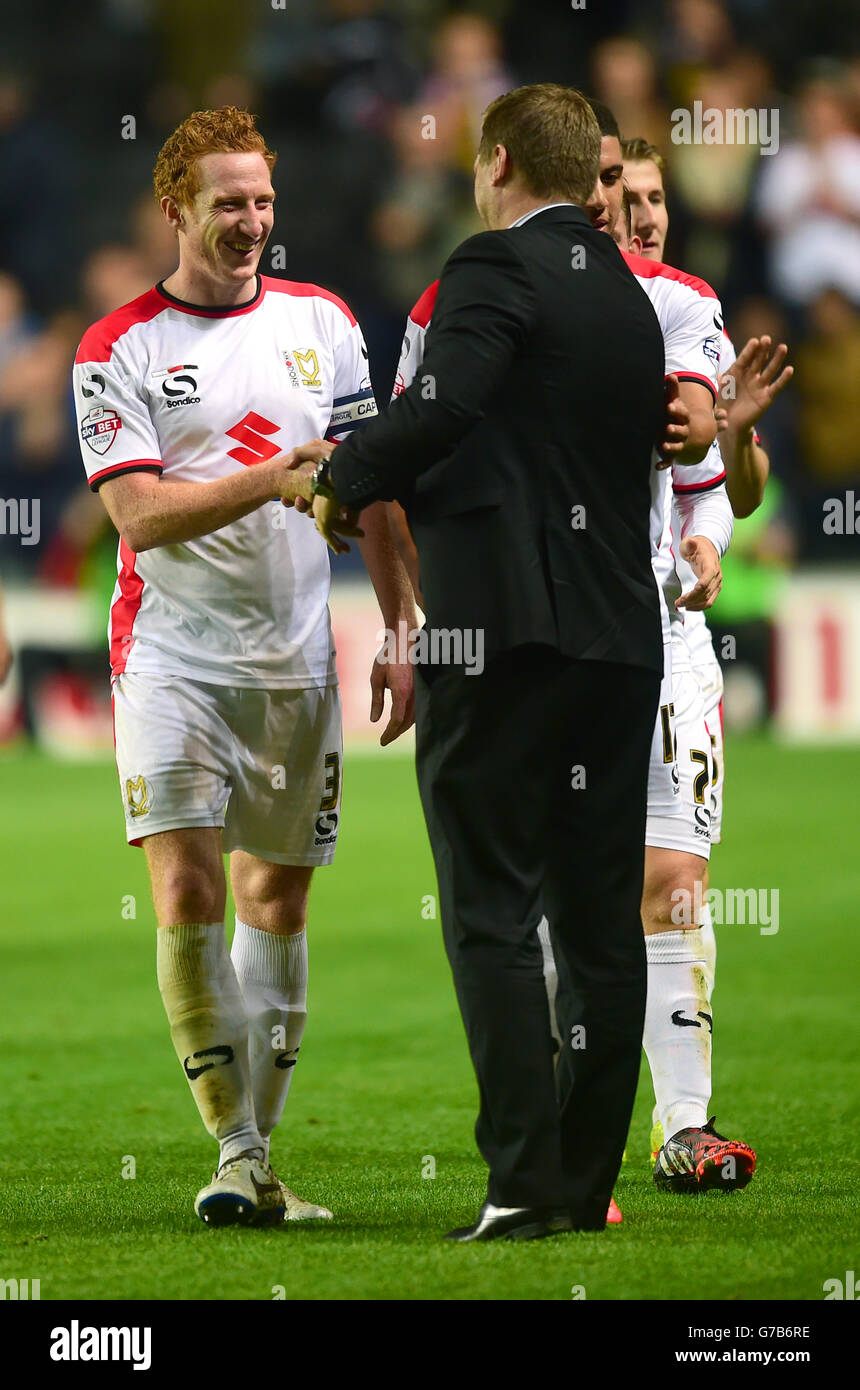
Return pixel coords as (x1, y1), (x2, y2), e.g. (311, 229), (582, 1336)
(621, 250), (719, 301)
(410, 281), (439, 330)
(672, 468), (727, 494)
(110, 539), (144, 677)
(263, 276), (357, 326)
(674, 370), (718, 401)
(75, 288), (166, 364)
(89, 460), (162, 492)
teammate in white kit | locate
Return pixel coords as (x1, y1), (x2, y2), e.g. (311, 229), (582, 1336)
(560, 110), (757, 1202)
(624, 137), (793, 1167)
(73, 108), (416, 1227)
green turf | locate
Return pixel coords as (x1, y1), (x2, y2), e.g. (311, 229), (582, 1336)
(0, 738), (857, 1301)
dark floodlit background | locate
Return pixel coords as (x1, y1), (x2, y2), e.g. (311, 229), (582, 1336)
(1, 0), (859, 748)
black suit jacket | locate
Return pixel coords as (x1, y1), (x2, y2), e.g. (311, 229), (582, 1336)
(331, 205), (665, 673)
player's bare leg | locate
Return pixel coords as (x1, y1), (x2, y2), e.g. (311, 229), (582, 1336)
(642, 846), (755, 1192)
(229, 852), (332, 1219)
(145, 828), (282, 1226)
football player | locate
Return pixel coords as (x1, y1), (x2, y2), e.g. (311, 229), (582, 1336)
(73, 107), (416, 1227)
(623, 135), (792, 1165)
(575, 108), (756, 1199)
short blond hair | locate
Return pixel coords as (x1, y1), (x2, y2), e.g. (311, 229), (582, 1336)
(153, 106), (277, 208)
(477, 84), (600, 205)
(621, 137), (665, 173)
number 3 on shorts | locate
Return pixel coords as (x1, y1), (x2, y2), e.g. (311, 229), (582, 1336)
(320, 752), (340, 811)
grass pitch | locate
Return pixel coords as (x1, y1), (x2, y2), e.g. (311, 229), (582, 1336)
(0, 737), (857, 1301)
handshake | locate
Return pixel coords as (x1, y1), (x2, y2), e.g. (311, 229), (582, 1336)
(274, 440), (363, 556)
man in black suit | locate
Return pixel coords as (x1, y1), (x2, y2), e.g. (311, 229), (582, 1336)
(288, 84), (680, 1239)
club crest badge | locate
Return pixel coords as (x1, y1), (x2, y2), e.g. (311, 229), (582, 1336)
(126, 776), (154, 818)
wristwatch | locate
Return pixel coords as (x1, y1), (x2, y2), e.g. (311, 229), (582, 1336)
(311, 457), (335, 499)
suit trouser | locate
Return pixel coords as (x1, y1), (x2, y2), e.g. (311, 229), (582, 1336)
(414, 644), (660, 1229)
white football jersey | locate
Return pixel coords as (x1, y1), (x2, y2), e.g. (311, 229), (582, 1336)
(620, 253), (723, 654)
(74, 275), (377, 688)
(392, 281), (436, 400)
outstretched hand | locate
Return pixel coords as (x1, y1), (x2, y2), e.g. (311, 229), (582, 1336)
(719, 336), (793, 433)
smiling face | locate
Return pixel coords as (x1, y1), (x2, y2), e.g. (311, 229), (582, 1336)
(623, 158), (668, 260)
(162, 151), (275, 303)
(584, 135), (624, 238)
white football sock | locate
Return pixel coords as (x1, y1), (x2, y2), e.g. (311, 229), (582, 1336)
(231, 918), (308, 1163)
(537, 916), (563, 1054)
(643, 928), (712, 1138)
(156, 923), (261, 1166)
(700, 902), (717, 997)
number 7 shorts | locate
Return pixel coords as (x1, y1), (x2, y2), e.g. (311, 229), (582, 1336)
(112, 671), (343, 864)
(645, 667), (713, 859)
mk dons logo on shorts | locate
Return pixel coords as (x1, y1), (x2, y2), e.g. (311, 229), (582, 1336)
(283, 348), (322, 389)
(126, 776), (154, 819)
(81, 406), (122, 455)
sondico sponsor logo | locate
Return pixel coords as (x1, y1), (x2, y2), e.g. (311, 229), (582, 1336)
(50, 1321), (152, 1371)
(153, 363), (200, 407)
(314, 811), (338, 846)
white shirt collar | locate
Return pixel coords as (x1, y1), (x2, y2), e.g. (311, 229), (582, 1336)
(508, 202), (578, 229)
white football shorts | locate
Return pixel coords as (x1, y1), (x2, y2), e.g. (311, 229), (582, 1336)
(112, 671), (343, 865)
(647, 649), (683, 819)
(646, 668), (713, 859)
(696, 655), (724, 845)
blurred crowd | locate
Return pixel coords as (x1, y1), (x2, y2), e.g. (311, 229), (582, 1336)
(1, 0), (859, 605)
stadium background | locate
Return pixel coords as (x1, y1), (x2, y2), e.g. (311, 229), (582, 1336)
(1, 0), (858, 1303)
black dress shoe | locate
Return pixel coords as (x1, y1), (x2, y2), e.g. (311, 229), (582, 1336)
(444, 1201), (572, 1242)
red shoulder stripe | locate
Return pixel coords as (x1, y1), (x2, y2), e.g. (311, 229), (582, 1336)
(75, 288), (166, 364)
(410, 280), (439, 330)
(622, 251), (719, 302)
(263, 276), (357, 326)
